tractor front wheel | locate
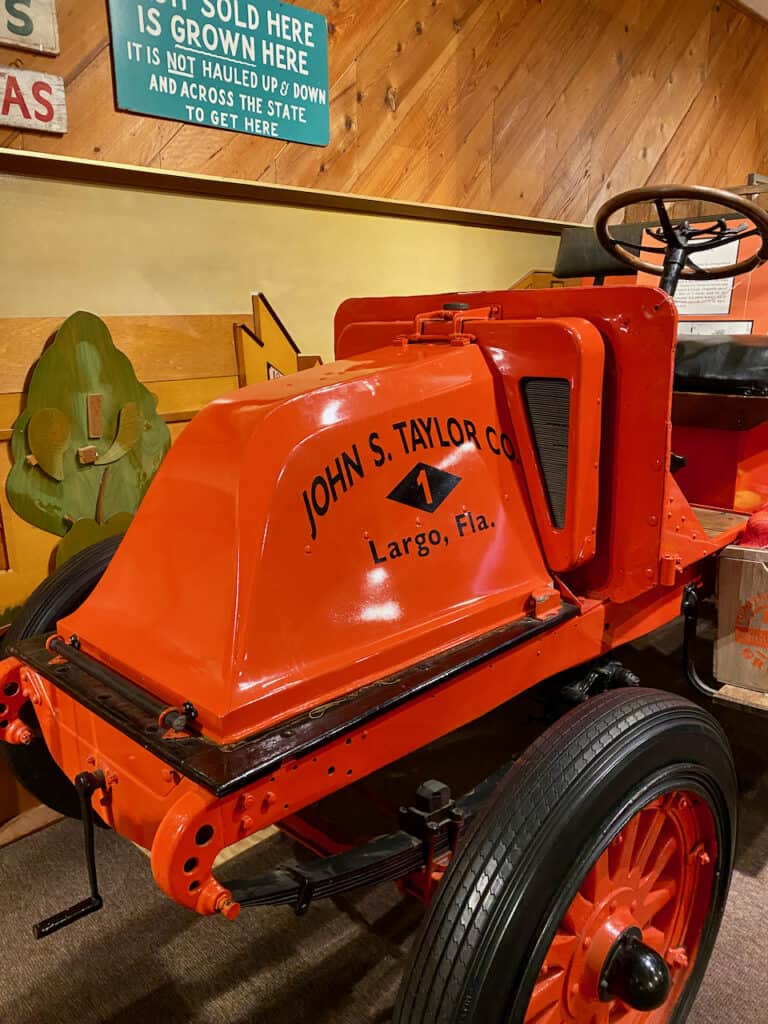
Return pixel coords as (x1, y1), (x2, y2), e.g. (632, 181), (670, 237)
(395, 688), (737, 1024)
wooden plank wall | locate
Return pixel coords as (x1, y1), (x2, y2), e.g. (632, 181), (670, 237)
(1, 0), (768, 224)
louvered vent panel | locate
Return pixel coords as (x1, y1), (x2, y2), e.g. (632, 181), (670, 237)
(522, 378), (571, 529)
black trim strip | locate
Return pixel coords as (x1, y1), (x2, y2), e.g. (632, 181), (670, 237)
(9, 602), (578, 798)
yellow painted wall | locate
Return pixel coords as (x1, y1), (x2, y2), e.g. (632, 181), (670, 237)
(0, 174), (559, 363)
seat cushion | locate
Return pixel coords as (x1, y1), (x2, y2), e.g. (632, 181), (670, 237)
(674, 335), (768, 396)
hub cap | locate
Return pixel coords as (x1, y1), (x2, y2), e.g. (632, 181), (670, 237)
(598, 927), (670, 1011)
(523, 791), (717, 1023)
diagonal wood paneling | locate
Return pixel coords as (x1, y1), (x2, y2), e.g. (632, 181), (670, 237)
(1, 0), (767, 222)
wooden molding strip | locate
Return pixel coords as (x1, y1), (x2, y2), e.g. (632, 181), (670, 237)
(0, 804), (63, 849)
(0, 150), (579, 236)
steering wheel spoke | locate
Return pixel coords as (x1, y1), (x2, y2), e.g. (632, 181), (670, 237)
(654, 199), (680, 245)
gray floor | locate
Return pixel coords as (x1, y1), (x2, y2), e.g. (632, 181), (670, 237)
(0, 820), (417, 1024)
(1, 660), (768, 1022)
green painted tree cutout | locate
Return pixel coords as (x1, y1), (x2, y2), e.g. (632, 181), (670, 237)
(7, 311), (171, 565)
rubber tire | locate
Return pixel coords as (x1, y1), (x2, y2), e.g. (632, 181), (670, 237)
(1, 535), (122, 818)
(394, 687), (737, 1024)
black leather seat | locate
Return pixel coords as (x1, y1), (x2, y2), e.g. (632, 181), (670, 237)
(674, 335), (768, 396)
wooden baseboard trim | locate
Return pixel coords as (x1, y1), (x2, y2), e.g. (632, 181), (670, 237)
(0, 804), (62, 849)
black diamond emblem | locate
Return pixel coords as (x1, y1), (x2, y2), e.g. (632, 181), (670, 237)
(387, 462), (462, 513)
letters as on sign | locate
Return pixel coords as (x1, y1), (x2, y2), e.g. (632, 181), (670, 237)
(107, 0), (330, 147)
(1, 0), (60, 55)
(0, 67), (67, 133)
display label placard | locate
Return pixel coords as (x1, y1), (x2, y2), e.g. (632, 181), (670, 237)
(106, 0), (329, 146)
(0, 66), (66, 132)
(1, 0), (60, 55)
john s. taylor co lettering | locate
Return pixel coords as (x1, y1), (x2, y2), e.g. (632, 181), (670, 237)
(301, 415), (515, 541)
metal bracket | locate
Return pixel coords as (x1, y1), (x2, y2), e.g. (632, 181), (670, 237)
(399, 779), (456, 870)
(284, 866), (317, 917)
(33, 770), (106, 939)
(560, 659), (640, 705)
(681, 584), (721, 700)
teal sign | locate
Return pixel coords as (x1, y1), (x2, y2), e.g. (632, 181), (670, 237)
(107, 1), (329, 146)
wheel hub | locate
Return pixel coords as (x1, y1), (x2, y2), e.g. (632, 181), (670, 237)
(598, 926), (672, 1011)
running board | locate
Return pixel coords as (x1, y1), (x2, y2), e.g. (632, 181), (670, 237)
(9, 602), (577, 798)
(713, 684), (768, 716)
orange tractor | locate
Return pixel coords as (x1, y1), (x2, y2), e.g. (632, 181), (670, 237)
(2, 185), (768, 1023)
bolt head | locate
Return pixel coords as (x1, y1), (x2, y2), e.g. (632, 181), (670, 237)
(666, 946), (689, 970)
(216, 896), (241, 921)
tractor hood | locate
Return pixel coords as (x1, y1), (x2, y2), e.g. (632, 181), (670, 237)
(59, 341), (555, 743)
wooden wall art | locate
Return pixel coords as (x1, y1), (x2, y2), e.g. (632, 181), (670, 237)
(0, 297), (321, 628)
(0, 66), (65, 133)
(6, 311), (171, 566)
(1, 0), (59, 54)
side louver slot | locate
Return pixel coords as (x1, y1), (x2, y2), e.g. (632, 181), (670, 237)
(521, 377), (571, 529)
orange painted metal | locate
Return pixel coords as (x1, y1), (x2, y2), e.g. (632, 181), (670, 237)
(0, 672), (27, 744)
(0, 578), (702, 917)
(338, 285), (681, 602)
(57, 341), (552, 745)
(475, 318), (604, 572)
(673, 419), (768, 515)
(525, 791), (717, 1023)
(0, 283), (755, 922)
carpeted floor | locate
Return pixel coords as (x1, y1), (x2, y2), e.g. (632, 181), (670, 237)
(2, 653), (768, 1022)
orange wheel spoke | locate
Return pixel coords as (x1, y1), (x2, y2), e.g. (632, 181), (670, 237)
(632, 810), (666, 880)
(644, 927), (666, 952)
(587, 849), (612, 897)
(563, 891), (593, 934)
(640, 836), (677, 892)
(547, 932), (579, 970)
(525, 1003), (564, 1024)
(615, 813), (640, 880)
(525, 971), (565, 1020)
(639, 883), (677, 924)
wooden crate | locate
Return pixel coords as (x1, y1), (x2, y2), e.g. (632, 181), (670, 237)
(716, 544), (768, 692)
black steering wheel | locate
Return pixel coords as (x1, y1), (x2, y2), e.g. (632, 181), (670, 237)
(594, 184), (768, 295)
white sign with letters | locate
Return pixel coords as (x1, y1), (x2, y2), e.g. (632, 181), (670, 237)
(673, 239), (740, 316)
(1, 0), (59, 55)
(0, 66), (66, 132)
